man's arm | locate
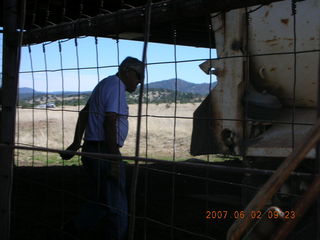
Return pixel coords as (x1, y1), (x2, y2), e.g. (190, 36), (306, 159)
(104, 112), (120, 155)
(104, 112), (122, 180)
(72, 103), (89, 146)
(60, 103), (89, 160)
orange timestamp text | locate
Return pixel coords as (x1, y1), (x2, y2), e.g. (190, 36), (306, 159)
(205, 210), (296, 220)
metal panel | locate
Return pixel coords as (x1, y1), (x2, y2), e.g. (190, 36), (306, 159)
(192, 8), (246, 155)
(246, 108), (317, 158)
(248, 0), (320, 107)
(192, 0), (320, 158)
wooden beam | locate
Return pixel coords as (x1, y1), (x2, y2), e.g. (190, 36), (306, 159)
(0, 0), (24, 239)
(316, 37), (320, 240)
(22, 0), (284, 45)
(227, 116), (320, 240)
(273, 175), (320, 240)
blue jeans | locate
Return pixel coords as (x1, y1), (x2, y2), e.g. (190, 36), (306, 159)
(73, 141), (128, 240)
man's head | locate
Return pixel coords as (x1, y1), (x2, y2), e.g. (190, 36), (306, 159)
(118, 57), (144, 93)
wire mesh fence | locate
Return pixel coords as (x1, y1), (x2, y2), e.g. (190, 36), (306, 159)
(1, 0), (320, 239)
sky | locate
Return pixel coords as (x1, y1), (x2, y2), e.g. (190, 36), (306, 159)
(2, 35), (217, 92)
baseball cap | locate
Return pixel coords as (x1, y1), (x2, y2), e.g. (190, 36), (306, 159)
(119, 57), (145, 82)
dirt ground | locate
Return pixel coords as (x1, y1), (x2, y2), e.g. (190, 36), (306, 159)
(11, 160), (245, 240)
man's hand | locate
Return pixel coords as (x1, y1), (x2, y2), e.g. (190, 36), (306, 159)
(60, 104), (88, 160)
(60, 142), (81, 160)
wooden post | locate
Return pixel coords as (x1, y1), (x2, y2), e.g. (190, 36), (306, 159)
(227, 117), (320, 240)
(316, 40), (320, 240)
(273, 175), (320, 240)
(0, 0), (24, 239)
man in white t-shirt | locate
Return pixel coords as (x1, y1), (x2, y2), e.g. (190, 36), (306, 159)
(60, 57), (144, 240)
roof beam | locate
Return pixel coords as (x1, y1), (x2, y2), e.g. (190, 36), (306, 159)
(22, 0), (284, 45)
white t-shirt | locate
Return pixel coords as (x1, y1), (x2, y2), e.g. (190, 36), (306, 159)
(84, 75), (129, 147)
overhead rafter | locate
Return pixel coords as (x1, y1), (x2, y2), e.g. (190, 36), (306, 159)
(22, 0), (284, 46)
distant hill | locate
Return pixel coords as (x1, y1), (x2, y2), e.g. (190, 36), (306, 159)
(49, 91), (92, 95)
(19, 88), (43, 100)
(18, 88), (91, 96)
(127, 88), (203, 104)
(19, 87), (37, 94)
(18, 88), (91, 100)
(146, 79), (216, 96)
(18, 79), (215, 97)
(18, 79), (213, 107)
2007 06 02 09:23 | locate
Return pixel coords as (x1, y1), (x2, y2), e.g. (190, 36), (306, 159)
(205, 210), (296, 220)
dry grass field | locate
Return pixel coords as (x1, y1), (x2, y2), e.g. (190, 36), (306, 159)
(15, 103), (209, 166)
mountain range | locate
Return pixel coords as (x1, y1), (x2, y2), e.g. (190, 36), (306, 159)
(146, 79), (215, 95)
(19, 79), (215, 98)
